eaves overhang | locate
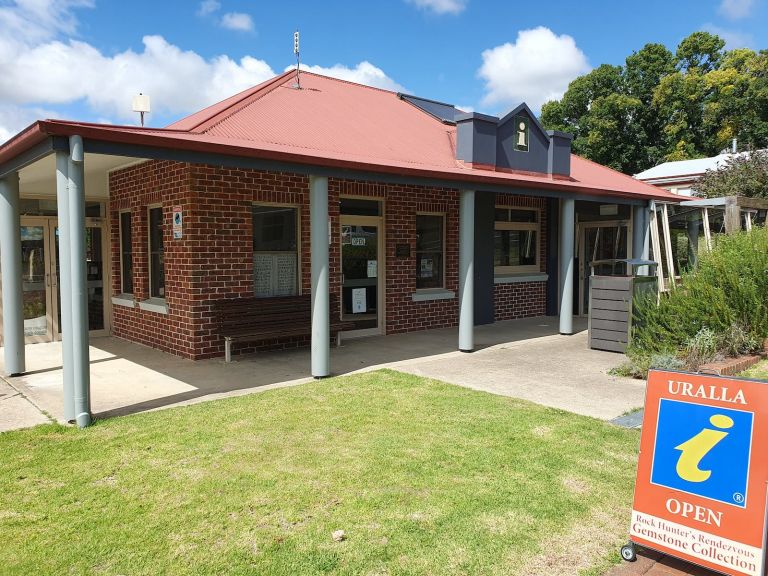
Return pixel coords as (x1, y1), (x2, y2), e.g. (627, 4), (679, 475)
(0, 119), (680, 203)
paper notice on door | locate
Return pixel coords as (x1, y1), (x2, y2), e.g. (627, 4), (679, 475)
(420, 258), (433, 278)
(352, 288), (367, 313)
(367, 260), (377, 278)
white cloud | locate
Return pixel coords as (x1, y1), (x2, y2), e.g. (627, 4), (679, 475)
(0, 33), (275, 122)
(0, 104), (61, 144)
(718, 0), (754, 20)
(220, 12), (253, 32)
(703, 23), (753, 48)
(478, 26), (590, 113)
(197, 0), (220, 17)
(405, 0), (467, 15)
(0, 0), (403, 140)
(286, 61), (407, 93)
(0, 0), (93, 43)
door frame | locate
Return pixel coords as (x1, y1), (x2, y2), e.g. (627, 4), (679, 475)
(19, 217), (59, 343)
(16, 214), (111, 342)
(577, 219), (632, 317)
(339, 214), (385, 338)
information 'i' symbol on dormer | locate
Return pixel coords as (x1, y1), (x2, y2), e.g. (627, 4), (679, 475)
(514, 116), (529, 151)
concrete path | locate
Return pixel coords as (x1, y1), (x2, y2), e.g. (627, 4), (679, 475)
(1, 316), (643, 430)
(397, 331), (645, 420)
(0, 378), (51, 432)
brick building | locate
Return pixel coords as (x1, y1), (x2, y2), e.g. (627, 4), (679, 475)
(0, 71), (678, 425)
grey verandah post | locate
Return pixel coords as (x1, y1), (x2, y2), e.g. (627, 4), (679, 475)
(68, 136), (91, 427)
(309, 175), (330, 378)
(56, 151), (75, 421)
(458, 189), (475, 352)
(559, 198), (575, 335)
(0, 171), (25, 376)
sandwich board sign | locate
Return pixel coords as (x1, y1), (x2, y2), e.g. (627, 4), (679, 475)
(626, 370), (768, 576)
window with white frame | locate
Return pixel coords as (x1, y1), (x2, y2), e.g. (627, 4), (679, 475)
(494, 207), (539, 274)
(119, 211), (133, 294)
(148, 206), (165, 298)
(252, 204), (298, 298)
(415, 214), (444, 289)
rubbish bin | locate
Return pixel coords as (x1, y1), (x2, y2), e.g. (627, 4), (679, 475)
(588, 258), (658, 353)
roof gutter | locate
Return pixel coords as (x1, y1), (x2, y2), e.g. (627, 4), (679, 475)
(0, 122), (49, 166)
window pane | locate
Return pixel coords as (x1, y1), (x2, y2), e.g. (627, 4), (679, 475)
(149, 207), (165, 298)
(340, 198), (381, 216)
(494, 208), (537, 223)
(494, 230), (537, 267)
(120, 212), (133, 294)
(508, 209), (537, 223)
(253, 205), (298, 297)
(416, 215), (443, 289)
(253, 205), (297, 252)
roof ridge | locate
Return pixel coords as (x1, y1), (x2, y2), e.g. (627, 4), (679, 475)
(193, 70), (295, 134)
(296, 70), (401, 96)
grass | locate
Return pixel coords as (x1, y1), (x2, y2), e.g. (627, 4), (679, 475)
(740, 359), (768, 381)
(0, 369), (640, 576)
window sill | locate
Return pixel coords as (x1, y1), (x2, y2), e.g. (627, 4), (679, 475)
(494, 273), (549, 284)
(411, 288), (455, 302)
(139, 298), (169, 315)
(111, 294), (135, 308)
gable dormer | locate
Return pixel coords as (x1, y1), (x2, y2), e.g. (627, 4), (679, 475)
(456, 103), (572, 178)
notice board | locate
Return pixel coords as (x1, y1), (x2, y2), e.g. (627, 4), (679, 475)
(629, 370), (768, 576)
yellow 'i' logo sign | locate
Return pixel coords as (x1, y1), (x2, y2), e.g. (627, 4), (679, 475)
(675, 415), (734, 483)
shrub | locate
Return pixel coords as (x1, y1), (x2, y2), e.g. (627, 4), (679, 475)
(609, 353), (685, 379)
(718, 322), (762, 357)
(684, 327), (719, 370)
(631, 227), (768, 359)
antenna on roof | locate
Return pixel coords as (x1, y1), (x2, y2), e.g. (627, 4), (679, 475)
(132, 93), (150, 127)
(293, 30), (301, 89)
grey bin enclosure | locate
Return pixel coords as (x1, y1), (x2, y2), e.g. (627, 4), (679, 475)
(588, 258), (658, 353)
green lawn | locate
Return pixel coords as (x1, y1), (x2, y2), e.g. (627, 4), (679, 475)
(0, 370), (639, 576)
(740, 359), (768, 381)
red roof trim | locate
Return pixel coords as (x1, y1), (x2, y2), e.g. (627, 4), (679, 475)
(29, 119), (678, 201)
(0, 122), (47, 166)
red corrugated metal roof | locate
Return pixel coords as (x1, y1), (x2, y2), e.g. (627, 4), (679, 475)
(0, 71), (679, 201)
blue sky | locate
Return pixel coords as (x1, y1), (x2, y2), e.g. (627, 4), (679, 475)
(0, 0), (765, 142)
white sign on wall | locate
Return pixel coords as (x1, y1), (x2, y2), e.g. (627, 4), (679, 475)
(172, 206), (183, 239)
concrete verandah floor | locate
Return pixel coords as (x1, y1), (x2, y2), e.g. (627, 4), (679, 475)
(0, 316), (645, 429)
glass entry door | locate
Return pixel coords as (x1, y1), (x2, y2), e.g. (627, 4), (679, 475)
(20, 218), (57, 343)
(340, 216), (382, 335)
(578, 221), (630, 315)
(12, 217), (107, 344)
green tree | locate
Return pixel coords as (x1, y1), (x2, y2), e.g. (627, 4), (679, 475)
(693, 150), (768, 198)
(580, 93), (644, 171)
(541, 64), (623, 143)
(624, 43), (676, 168)
(540, 31), (768, 172)
(675, 31), (726, 73)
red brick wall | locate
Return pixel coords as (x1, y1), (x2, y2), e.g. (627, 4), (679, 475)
(109, 161), (548, 359)
(493, 193), (548, 321)
(494, 282), (547, 321)
(332, 180), (460, 334)
(109, 160), (199, 357)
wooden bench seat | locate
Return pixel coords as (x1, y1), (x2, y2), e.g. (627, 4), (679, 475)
(213, 294), (353, 362)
